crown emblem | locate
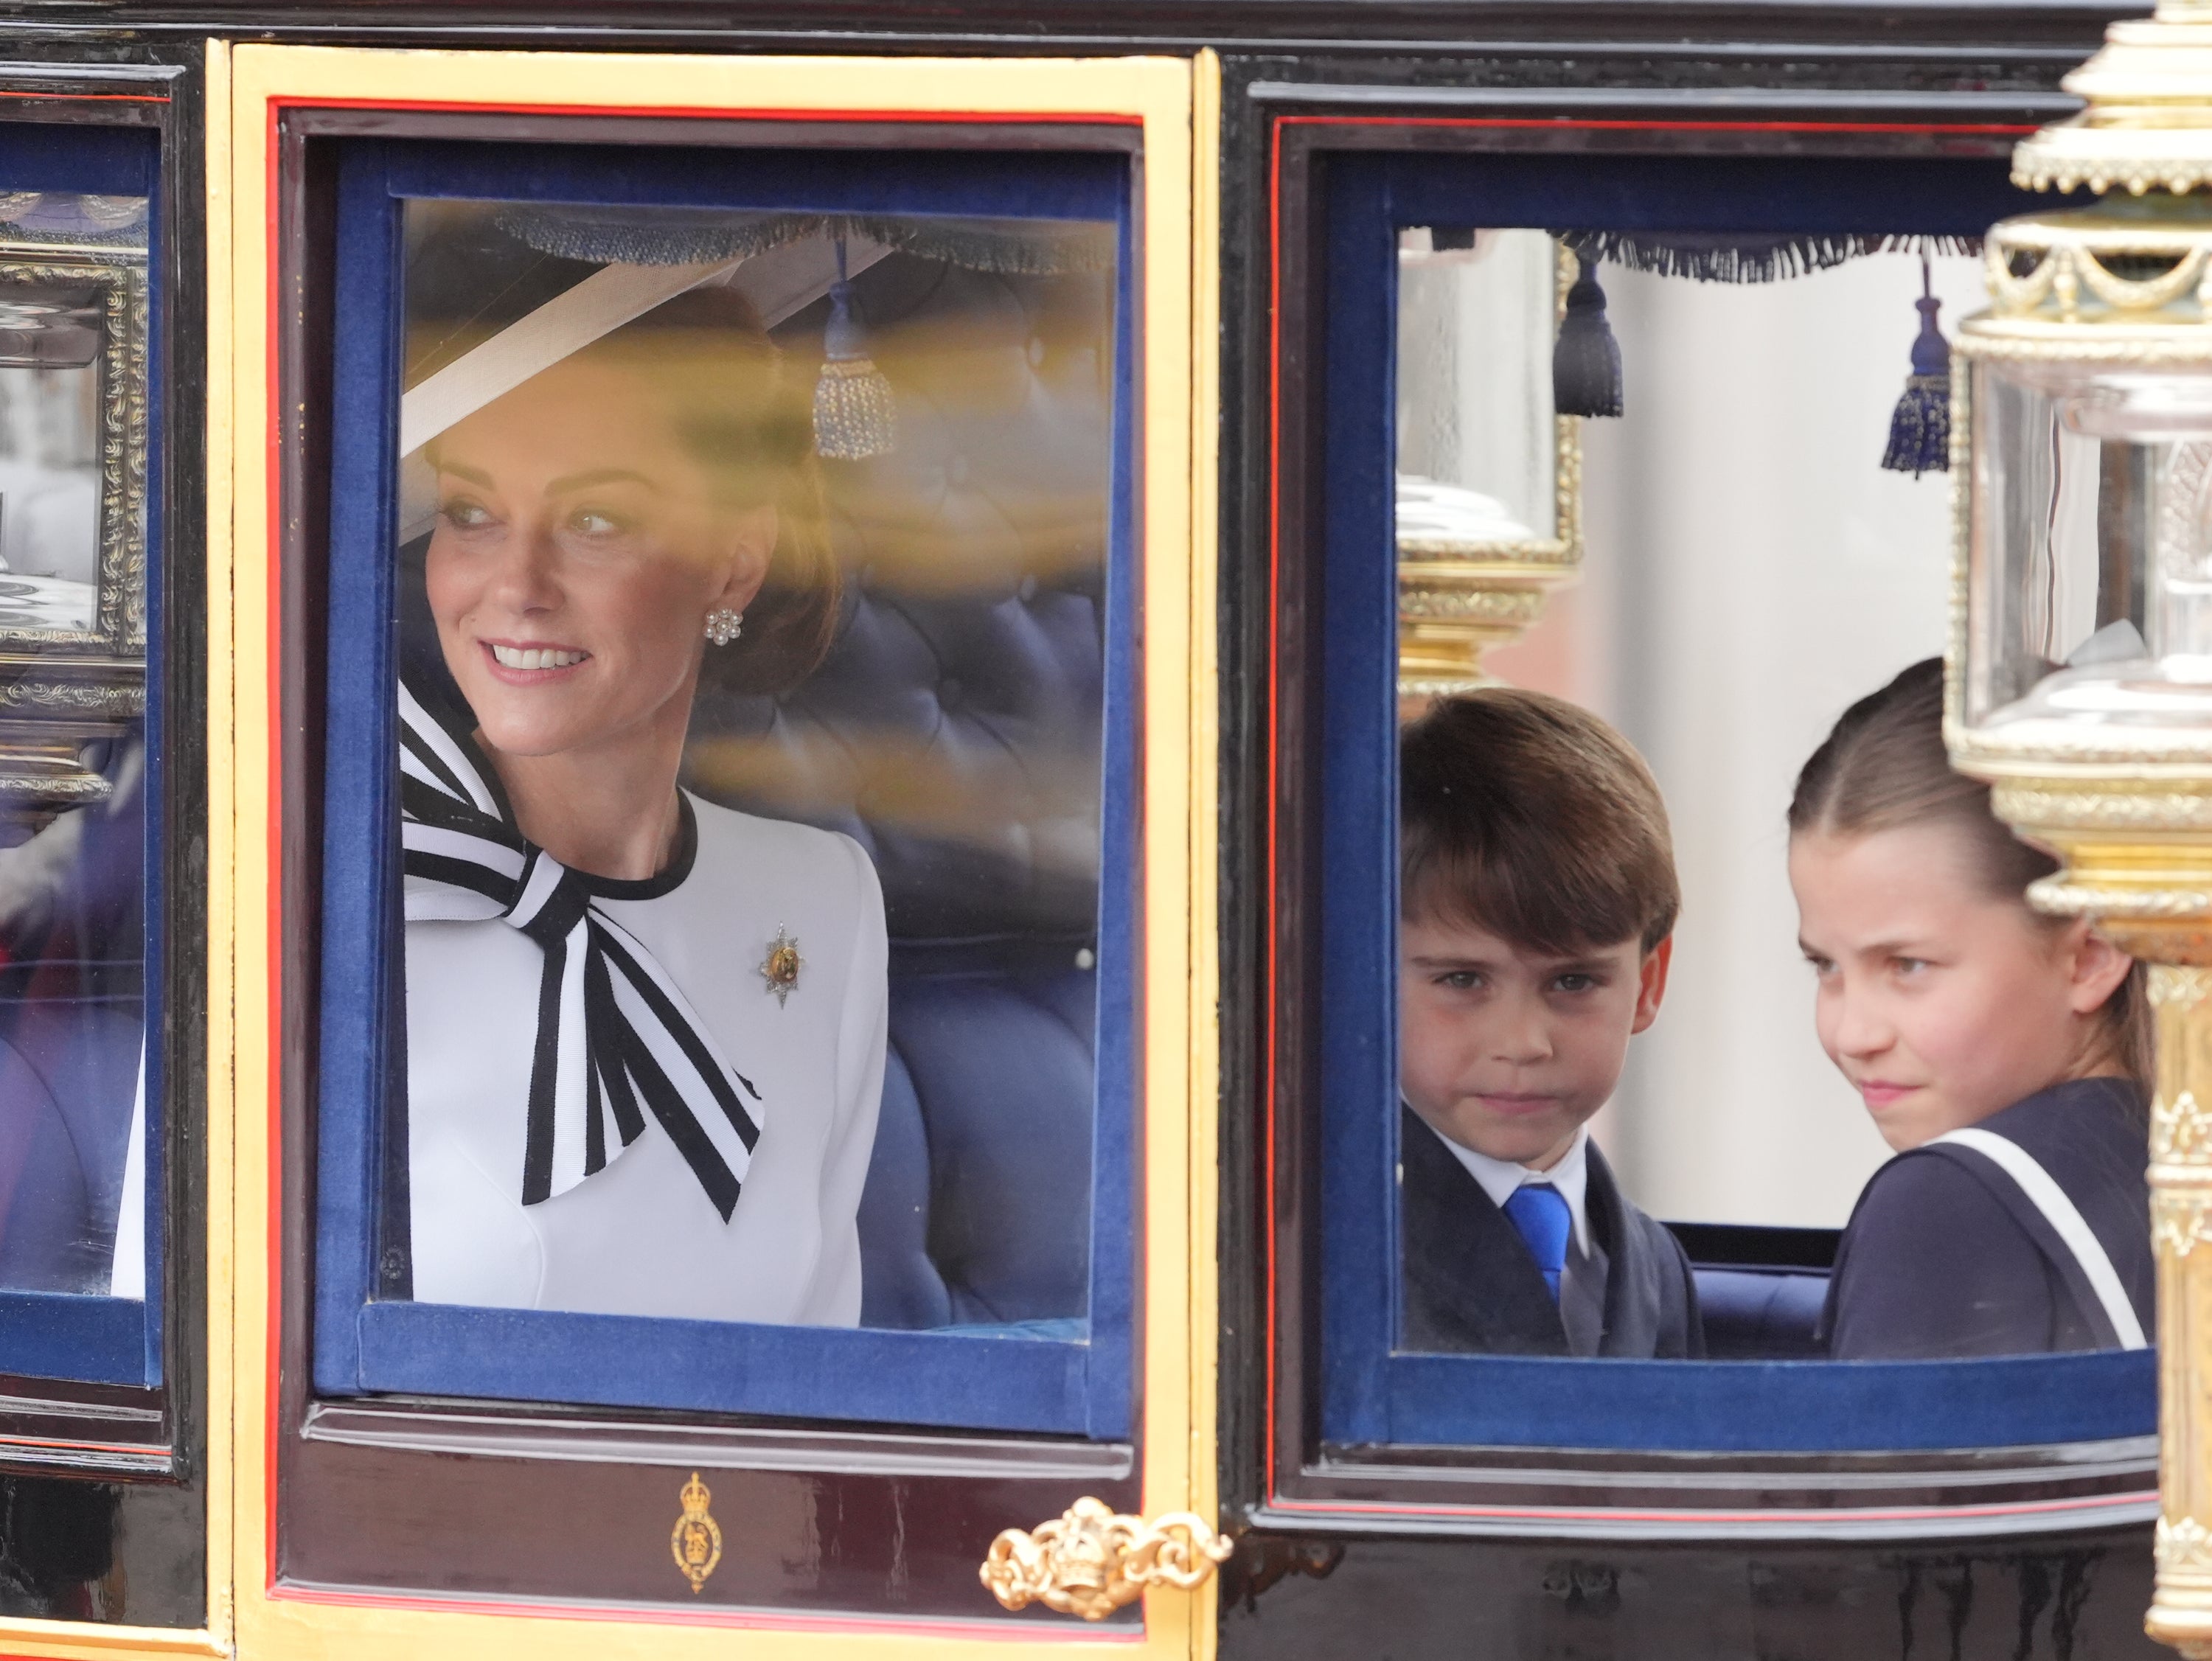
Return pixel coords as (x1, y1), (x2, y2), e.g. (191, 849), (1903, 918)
(670, 1471), (723, 1593)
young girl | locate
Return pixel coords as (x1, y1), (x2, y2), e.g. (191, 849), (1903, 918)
(1788, 658), (2154, 1361)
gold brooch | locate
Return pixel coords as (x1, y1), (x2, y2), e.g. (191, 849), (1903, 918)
(671, 1471), (722, 1593)
(759, 925), (801, 1007)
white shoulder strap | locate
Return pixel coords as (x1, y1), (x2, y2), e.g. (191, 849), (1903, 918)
(1933, 1126), (2148, 1350)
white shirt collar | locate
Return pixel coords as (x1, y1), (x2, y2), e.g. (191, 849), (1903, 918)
(1422, 1117), (1593, 1257)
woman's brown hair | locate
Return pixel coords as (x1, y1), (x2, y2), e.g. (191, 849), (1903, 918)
(568, 285), (841, 697)
(1787, 657), (2153, 1097)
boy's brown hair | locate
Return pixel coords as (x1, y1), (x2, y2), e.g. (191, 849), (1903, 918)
(1401, 688), (1680, 954)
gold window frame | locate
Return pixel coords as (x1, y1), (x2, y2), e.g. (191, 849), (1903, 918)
(207, 40), (1220, 1661)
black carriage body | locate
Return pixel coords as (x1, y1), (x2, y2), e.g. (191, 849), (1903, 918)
(1189, 13), (2165, 1660)
(0, 1), (2161, 1656)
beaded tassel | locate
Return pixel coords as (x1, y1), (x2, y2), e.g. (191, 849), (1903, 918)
(812, 237), (897, 461)
(1882, 251), (1952, 478)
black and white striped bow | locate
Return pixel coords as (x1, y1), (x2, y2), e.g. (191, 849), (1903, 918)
(398, 681), (762, 1219)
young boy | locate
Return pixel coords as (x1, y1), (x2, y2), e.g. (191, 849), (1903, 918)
(1398, 688), (1702, 1359)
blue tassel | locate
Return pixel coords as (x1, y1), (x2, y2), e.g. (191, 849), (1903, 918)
(1882, 254), (1951, 478)
(1552, 252), (1623, 419)
(813, 238), (897, 462)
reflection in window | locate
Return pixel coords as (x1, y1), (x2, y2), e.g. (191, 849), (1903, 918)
(389, 203), (1113, 1337)
(1391, 230), (2149, 1363)
(0, 188), (148, 1304)
(1396, 228), (1560, 550)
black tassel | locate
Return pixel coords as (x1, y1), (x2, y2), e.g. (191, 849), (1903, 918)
(813, 238), (897, 462)
(1553, 253), (1623, 419)
(1882, 252), (1951, 478)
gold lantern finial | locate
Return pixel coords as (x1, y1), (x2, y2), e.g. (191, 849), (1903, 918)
(2015, 0), (2212, 198)
(1955, 14), (2212, 1658)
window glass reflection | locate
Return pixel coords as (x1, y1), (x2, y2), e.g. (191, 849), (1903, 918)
(1391, 230), (2152, 1363)
(0, 188), (150, 1300)
(390, 203), (1113, 1337)
(1396, 229), (1560, 547)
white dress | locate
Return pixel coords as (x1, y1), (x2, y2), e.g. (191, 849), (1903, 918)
(403, 794), (888, 1326)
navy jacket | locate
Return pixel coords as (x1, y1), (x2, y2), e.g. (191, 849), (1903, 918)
(1821, 1078), (2154, 1361)
(1398, 1104), (1705, 1358)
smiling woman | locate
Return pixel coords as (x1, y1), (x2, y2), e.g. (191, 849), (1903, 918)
(400, 281), (887, 1325)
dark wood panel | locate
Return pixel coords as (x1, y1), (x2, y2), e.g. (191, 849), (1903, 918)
(284, 1427), (1139, 1618)
(0, 1375), (167, 1478)
(1217, 1525), (2168, 1661)
(0, 1476), (201, 1625)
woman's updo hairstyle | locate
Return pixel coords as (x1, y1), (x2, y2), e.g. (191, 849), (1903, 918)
(1788, 656), (2152, 1097)
(570, 285), (841, 697)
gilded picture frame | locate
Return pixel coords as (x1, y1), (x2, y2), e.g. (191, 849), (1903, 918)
(0, 233), (150, 808)
(1396, 237), (1584, 697)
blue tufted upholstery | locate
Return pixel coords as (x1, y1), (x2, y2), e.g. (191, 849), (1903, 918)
(691, 254), (1114, 1331)
(1692, 1270), (1829, 1360)
(393, 250), (1112, 1331)
(1671, 1223), (1837, 1359)
(853, 962), (1096, 1327)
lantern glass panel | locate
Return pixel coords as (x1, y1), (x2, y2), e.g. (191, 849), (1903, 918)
(1969, 355), (2212, 738)
(1394, 229), (1561, 551)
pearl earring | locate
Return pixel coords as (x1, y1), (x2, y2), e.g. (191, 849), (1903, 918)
(705, 608), (744, 647)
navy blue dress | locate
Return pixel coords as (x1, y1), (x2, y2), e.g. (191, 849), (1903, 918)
(1820, 1078), (2154, 1360)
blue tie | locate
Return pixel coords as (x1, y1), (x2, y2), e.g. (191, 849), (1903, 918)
(1503, 1183), (1572, 1301)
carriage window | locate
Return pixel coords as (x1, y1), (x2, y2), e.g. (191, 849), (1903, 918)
(1302, 147), (2158, 1463)
(0, 181), (157, 1387)
(316, 141), (1133, 1437)
(1392, 228), (1994, 1364)
(1388, 225), (2157, 1383)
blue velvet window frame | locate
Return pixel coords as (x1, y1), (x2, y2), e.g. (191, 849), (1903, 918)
(0, 121), (164, 1390)
(314, 137), (1136, 1438)
(1321, 150), (2158, 1453)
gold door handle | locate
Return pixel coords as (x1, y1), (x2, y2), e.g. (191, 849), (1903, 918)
(980, 1497), (1235, 1620)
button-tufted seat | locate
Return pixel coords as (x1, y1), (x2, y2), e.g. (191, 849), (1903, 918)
(693, 254), (1114, 1332)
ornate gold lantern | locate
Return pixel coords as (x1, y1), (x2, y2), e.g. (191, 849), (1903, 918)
(1950, 7), (2212, 1649)
(1395, 231), (1582, 702)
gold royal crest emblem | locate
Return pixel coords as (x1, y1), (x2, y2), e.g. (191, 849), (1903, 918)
(671, 1470), (723, 1593)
